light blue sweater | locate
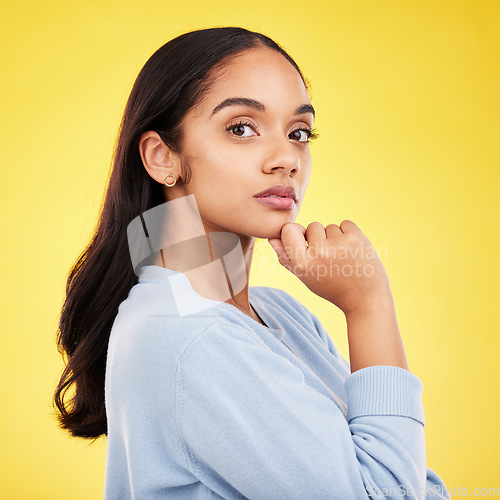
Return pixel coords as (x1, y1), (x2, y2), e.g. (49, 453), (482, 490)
(103, 264), (450, 499)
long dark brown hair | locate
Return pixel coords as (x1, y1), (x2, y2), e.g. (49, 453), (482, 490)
(53, 26), (309, 439)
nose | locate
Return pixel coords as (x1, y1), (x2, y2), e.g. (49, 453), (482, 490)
(262, 139), (301, 176)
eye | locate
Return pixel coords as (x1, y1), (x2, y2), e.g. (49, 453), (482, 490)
(226, 121), (258, 138)
(289, 128), (313, 143)
(288, 128), (318, 143)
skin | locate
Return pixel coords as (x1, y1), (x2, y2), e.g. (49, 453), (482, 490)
(139, 46), (409, 372)
(139, 47), (313, 324)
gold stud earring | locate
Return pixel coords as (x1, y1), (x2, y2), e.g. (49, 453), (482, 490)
(163, 174), (176, 187)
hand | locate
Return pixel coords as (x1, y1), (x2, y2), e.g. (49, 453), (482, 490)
(268, 220), (392, 315)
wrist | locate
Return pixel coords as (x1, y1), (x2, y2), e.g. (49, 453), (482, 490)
(343, 290), (395, 319)
(343, 291), (408, 372)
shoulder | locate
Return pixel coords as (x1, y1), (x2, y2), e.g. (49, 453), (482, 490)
(174, 320), (306, 405)
(105, 280), (276, 379)
(105, 280), (232, 398)
(108, 283), (214, 355)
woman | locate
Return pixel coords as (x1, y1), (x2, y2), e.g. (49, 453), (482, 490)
(54, 27), (450, 499)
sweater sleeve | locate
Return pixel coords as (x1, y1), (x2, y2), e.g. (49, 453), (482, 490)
(175, 321), (444, 499)
(309, 310), (451, 499)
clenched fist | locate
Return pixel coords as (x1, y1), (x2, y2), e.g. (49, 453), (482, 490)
(268, 220), (393, 316)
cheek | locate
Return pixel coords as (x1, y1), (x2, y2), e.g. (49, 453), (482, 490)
(185, 132), (237, 169)
(301, 154), (312, 176)
(193, 143), (258, 186)
(303, 160), (312, 180)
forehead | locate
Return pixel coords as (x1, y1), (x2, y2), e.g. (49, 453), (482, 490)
(196, 47), (311, 115)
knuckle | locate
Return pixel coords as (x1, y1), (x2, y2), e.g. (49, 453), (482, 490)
(316, 245), (328, 259)
(282, 222), (300, 232)
(341, 219), (359, 230)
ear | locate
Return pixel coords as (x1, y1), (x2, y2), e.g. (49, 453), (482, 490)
(138, 131), (181, 184)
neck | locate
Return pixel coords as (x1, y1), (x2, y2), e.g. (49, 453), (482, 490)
(152, 228), (257, 316)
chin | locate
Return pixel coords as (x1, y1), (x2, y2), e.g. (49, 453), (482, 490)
(251, 217), (298, 240)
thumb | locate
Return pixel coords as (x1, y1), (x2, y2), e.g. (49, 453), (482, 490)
(268, 238), (284, 255)
(268, 238), (292, 270)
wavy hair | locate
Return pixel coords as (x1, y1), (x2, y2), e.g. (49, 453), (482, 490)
(53, 26), (309, 439)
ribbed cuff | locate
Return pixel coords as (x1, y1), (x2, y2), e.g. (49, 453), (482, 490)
(344, 365), (425, 427)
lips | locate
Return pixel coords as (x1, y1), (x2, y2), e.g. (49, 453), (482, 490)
(253, 184), (298, 202)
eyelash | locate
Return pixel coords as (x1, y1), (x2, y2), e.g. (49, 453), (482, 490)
(225, 120), (320, 142)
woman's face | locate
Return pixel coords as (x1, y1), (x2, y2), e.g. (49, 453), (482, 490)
(170, 47), (315, 240)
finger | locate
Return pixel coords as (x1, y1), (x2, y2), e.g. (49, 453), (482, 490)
(268, 238), (281, 250)
(280, 223), (307, 264)
(268, 238), (293, 271)
(325, 223), (343, 239)
(268, 238), (288, 259)
(339, 219), (360, 234)
(305, 221), (326, 245)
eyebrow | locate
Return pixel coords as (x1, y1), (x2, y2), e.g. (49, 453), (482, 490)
(211, 97), (315, 119)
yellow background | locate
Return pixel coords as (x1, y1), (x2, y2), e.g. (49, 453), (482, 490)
(1, 0), (498, 497)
